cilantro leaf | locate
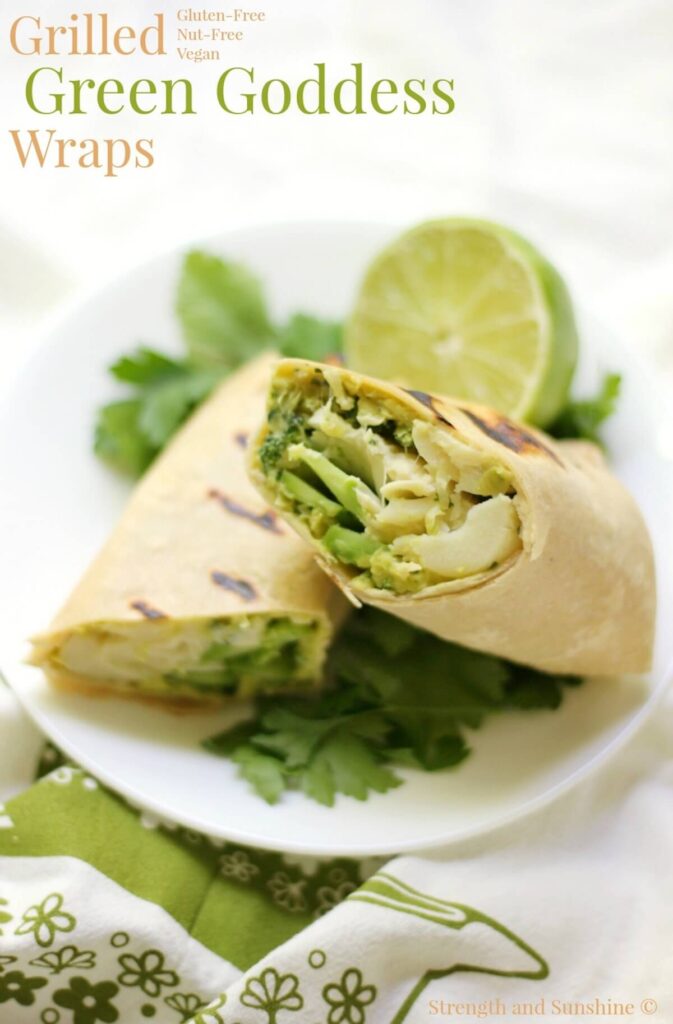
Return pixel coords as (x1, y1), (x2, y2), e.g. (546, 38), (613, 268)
(109, 347), (185, 386)
(202, 720), (259, 755)
(330, 630), (508, 725)
(176, 251), (275, 369)
(95, 254), (344, 478)
(548, 372), (621, 445)
(203, 608), (581, 806)
(231, 745), (287, 805)
(302, 732), (400, 806)
(94, 399), (156, 477)
(253, 708), (338, 768)
(93, 347), (224, 477)
(504, 668), (573, 710)
(278, 313), (342, 361)
(346, 605), (417, 657)
(389, 726), (469, 772)
(137, 368), (221, 448)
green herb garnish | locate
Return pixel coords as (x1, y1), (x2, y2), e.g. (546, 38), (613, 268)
(204, 608), (580, 806)
(548, 372), (621, 445)
(94, 248), (619, 477)
(94, 251), (342, 477)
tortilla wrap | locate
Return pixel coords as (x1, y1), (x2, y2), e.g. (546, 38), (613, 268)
(248, 358), (655, 676)
(30, 353), (347, 703)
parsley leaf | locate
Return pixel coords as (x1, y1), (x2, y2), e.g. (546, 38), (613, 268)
(277, 313), (342, 361)
(301, 732), (400, 805)
(176, 250), (275, 369)
(94, 346), (224, 476)
(94, 254), (343, 478)
(94, 399), (156, 477)
(232, 745), (287, 805)
(136, 368), (221, 448)
(548, 372), (621, 445)
(109, 347), (185, 386)
(204, 608), (581, 806)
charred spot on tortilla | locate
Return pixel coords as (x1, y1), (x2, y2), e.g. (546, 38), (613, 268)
(233, 432), (248, 449)
(404, 388), (452, 425)
(129, 599), (167, 620)
(404, 388), (435, 410)
(210, 571), (257, 602)
(461, 409), (562, 465)
(207, 488), (283, 534)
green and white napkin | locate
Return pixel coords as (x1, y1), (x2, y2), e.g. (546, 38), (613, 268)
(1, 681), (672, 1024)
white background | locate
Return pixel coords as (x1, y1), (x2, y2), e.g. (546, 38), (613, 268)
(1, 0), (672, 397)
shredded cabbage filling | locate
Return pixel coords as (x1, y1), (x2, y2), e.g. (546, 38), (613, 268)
(45, 615), (323, 699)
(260, 368), (522, 594)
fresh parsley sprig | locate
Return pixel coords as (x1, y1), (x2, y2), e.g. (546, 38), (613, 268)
(94, 251), (343, 477)
(204, 609), (580, 806)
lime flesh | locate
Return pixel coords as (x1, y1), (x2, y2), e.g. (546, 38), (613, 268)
(345, 219), (578, 426)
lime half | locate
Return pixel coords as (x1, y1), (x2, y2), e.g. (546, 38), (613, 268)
(345, 219), (578, 426)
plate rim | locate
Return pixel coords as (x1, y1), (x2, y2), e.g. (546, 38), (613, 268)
(5, 669), (670, 856)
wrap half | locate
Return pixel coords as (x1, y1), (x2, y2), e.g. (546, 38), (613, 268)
(248, 358), (655, 676)
(30, 354), (347, 703)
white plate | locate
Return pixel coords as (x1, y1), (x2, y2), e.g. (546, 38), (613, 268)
(1, 221), (671, 856)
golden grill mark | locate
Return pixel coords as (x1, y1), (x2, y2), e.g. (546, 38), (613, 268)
(461, 409), (563, 464)
(211, 571), (257, 602)
(130, 600), (167, 620)
(404, 388), (452, 425)
(233, 432), (248, 449)
(208, 488), (283, 534)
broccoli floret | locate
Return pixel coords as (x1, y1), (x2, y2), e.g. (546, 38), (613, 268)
(259, 413), (304, 474)
(259, 434), (286, 474)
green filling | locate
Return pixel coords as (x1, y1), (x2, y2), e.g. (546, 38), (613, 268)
(51, 616), (323, 701)
(280, 471), (342, 518)
(259, 367), (521, 594)
(286, 444), (368, 517)
(323, 526), (383, 568)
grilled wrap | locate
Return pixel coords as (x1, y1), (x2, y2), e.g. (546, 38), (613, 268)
(247, 358), (655, 675)
(30, 354), (347, 703)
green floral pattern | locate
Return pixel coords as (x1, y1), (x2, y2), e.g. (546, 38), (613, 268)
(30, 945), (97, 974)
(190, 993), (227, 1023)
(16, 893), (76, 947)
(314, 869), (358, 919)
(0, 968), (48, 1007)
(0, 745), (554, 1024)
(323, 968), (377, 1024)
(54, 976), (119, 1023)
(219, 849), (259, 882)
(266, 873), (307, 914)
(0, 897), (12, 935)
(164, 991), (206, 1019)
(117, 949), (179, 997)
(240, 968), (303, 1022)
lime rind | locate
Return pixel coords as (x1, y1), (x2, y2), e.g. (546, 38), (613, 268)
(345, 218), (578, 426)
